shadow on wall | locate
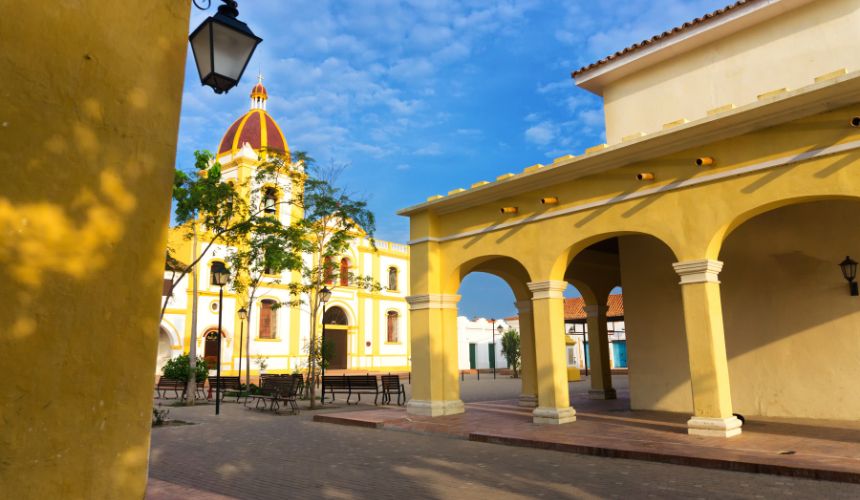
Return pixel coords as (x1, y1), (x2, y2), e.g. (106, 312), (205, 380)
(0, 0), (190, 497)
(719, 199), (860, 420)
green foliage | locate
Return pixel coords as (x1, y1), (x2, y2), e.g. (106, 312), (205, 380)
(501, 329), (521, 378)
(162, 354), (208, 382)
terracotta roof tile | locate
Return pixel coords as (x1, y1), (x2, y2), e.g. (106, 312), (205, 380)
(506, 294), (624, 323)
(572, 1), (759, 78)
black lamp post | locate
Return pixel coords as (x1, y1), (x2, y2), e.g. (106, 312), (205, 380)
(211, 262), (230, 415)
(237, 306), (247, 389)
(495, 324), (504, 380)
(840, 256), (858, 296)
(189, 0), (262, 94)
(319, 286), (332, 405)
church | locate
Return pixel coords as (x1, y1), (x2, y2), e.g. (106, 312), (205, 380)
(159, 80), (410, 376)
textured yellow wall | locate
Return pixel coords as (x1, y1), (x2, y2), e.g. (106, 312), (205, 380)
(721, 200), (860, 419)
(603, 0), (860, 143)
(0, 1), (190, 497)
(618, 236), (693, 413)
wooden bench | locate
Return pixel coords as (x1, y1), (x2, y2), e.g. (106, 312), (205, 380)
(245, 376), (300, 414)
(210, 376), (242, 402)
(323, 375), (380, 405)
(381, 374), (405, 406)
(155, 377), (184, 399)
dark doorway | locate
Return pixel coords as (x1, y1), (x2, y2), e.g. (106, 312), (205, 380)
(204, 330), (220, 369)
(324, 307), (349, 370)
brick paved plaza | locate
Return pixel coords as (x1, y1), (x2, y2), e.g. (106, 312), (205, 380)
(147, 377), (860, 499)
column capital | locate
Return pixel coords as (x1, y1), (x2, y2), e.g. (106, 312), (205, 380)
(527, 280), (567, 300)
(673, 259), (723, 285)
(514, 300), (532, 313)
(406, 294), (461, 310)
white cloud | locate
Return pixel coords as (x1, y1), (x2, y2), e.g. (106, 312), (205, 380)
(524, 122), (556, 146)
(415, 143), (443, 156)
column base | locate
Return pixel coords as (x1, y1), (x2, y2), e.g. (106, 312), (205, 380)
(406, 399), (465, 417)
(532, 406), (576, 425)
(518, 394), (538, 408)
(588, 388), (617, 400)
(687, 416), (743, 437)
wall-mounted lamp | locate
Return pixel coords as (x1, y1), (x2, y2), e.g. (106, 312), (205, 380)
(636, 172), (654, 181)
(850, 117), (860, 128)
(500, 206), (519, 214)
(696, 157), (715, 167)
(541, 197), (558, 205)
(839, 256), (858, 296)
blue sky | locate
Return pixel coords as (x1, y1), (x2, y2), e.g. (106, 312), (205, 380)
(178, 0), (729, 319)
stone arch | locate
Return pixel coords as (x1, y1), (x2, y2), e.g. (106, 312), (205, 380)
(706, 194), (860, 259)
(716, 198), (860, 420)
(550, 231), (681, 283)
(446, 254), (533, 301)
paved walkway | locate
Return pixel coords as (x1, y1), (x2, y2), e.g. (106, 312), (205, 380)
(147, 389), (860, 498)
(315, 389), (860, 484)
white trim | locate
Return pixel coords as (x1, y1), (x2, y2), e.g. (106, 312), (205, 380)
(406, 294), (461, 310)
(527, 281), (567, 300)
(407, 138), (860, 246)
(673, 259), (724, 285)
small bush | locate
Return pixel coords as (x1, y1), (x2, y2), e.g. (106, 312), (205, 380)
(162, 354), (208, 382)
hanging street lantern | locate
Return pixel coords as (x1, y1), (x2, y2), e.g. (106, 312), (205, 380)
(189, 0), (262, 94)
(839, 256), (858, 296)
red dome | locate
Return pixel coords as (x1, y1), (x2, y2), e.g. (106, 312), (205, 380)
(217, 109), (288, 158)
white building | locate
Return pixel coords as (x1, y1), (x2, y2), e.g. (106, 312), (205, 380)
(457, 317), (513, 371)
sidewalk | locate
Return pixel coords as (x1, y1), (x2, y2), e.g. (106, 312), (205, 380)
(314, 392), (860, 483)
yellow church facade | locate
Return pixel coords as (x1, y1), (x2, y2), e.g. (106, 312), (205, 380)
(401, 0), (860, 436)
(160, 81), (411, 376)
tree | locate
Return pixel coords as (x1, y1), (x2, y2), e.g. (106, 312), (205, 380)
(501, 328), (521, 378)
(282, 157), (381, 408)
(225, 158), (306, 388)
(164, 150), (296, 404)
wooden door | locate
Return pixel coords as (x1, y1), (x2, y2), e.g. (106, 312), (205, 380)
(327, 330), (348, 370)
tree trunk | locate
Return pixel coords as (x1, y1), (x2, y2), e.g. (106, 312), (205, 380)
(308, 295), (318, 409)
(245, 290), (256, 390)
(184, 228), (200, 405)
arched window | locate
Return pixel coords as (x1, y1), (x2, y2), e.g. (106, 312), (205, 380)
(323, 256), (334, 285)
(209, 261), (226, 286)
(387, 311), (399, 343)
(388, 267), (398, 291)
(339, 258), (350, 286)
(263, 188), (277, 214)
(259, 299), (278, 339)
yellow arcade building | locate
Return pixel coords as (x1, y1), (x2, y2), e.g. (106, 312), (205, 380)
(399, 0), (860, 437)
(161, 79), (411, 376)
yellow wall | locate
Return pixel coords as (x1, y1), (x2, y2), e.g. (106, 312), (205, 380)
(0, 1), (190, 497)
(721, 200), (860, 419)
(602, 0), (860, 143)
(618, 236), (693, 413)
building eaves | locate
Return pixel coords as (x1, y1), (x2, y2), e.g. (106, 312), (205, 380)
(572, 1), (760, 78)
